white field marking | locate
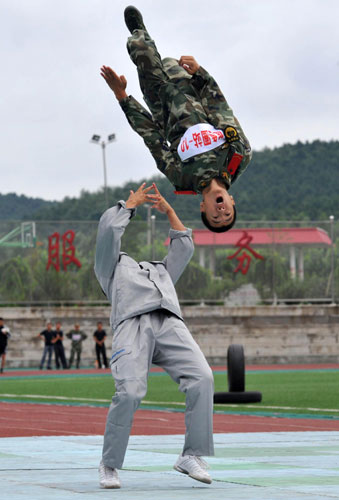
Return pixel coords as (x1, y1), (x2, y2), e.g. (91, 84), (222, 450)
(0, 393), (109, 403)
(0, 394), (185, 406)
(142, 400), (185, 406)
(1, 424), (91, 436)
(214, 404), (339, 413)
(1, 394), (339, 414)
(142, 400), (339, 413)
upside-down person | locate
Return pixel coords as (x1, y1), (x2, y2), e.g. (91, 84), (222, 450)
(94, 183), (214, 489)
(101, 6), (252, 232)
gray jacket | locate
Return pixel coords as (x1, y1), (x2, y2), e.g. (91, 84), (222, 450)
(94, 201), (194, 330)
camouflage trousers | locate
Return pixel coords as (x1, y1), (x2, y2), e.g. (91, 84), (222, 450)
(69, 343), (82, 369)
(127, 30), (209, 144)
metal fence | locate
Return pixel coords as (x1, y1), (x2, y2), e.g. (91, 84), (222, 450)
(0, 217), (337, 306)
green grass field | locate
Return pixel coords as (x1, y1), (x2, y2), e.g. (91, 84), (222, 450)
(1, 369), (339, 419)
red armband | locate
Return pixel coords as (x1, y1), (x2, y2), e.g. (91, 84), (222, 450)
(174, 190), (198, 195)
(227, 152), (243, 176)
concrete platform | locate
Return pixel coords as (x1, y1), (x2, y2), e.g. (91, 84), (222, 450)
(1, 432), (339, 499)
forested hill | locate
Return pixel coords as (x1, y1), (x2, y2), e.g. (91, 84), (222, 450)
(0, 193), (56, 220)
(231, 139), (339, 221)
(1, 139), (338, 222)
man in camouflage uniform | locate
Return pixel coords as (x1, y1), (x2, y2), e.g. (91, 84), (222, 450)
(66, 323), (87, 369)
(101, 6), (251, 232)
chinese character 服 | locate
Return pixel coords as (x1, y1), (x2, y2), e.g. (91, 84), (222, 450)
(46, 230), (82, 272)
(46, 232), (60, 271)
(62, 230), (82, 271)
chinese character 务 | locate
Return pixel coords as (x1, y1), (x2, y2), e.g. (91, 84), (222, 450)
(227, 231), (264, 275)
(46, 230), (82, 272)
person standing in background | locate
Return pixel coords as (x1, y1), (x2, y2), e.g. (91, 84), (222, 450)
(0, 317), (11, 374)
(66, 324), (87, 369)
(53, 322), (68, 370)
(37, 322), (54, 370)
(93, 321), (109, 369)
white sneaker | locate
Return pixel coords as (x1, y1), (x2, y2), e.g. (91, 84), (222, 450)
(98, 460), (121, 489)
(174, 454), (212, 484)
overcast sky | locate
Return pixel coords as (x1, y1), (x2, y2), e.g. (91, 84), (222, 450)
(1, 0), (338, 201)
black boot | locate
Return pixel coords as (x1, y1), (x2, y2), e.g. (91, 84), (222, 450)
(124, 5), (146, 34)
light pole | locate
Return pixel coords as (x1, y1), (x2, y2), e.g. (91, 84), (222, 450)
(330, 215), (335, 304)
(91, 134), (116, 209)
(144, 204), (152, 246)
(151, 214), (156, 261)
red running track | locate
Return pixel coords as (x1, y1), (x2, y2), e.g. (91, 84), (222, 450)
(1, 401), (339, 438)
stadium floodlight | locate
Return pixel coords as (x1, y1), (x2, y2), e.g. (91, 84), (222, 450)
(90, 133), (116, 209)
(329, 215), (335, 304)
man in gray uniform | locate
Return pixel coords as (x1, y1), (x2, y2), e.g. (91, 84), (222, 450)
(94, 183), (214, 489)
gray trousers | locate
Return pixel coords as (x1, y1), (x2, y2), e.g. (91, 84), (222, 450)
(102, 310), (214, 469)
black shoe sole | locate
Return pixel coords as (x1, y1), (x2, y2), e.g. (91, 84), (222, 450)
(124, 5), (146, 33)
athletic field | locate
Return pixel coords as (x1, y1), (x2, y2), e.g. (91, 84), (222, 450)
(1, 365), (339, 499)
(1, 364), (339, 419)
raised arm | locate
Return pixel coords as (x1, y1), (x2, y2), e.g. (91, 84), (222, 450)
(148, 183), (185, 231)
(149, 184), (194, 284)
(179, 56), (235, 125)
(179, 57), (225, 112)
(100, 65), (181, 185)
(94, 183), (154, 294)
(179, 56), (251, 183)
(100, 65), (128, 102)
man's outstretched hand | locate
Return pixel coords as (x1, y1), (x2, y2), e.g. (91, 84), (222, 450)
(179, 56), (200, 75)
(147, 183), (172, 214)
(125, 183), (154, 209)
(148, 184), (186, 231)
(101, 66), (128, 101)
(125, 183), (186, 231)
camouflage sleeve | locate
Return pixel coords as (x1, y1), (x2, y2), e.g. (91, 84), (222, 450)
(191, 67), (250, 146)
(190, 66), (235, 124)
(119, 96), (181, 185)
(191, 67), (252, 184)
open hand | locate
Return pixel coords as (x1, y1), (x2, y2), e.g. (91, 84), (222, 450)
(125, 182), (154, 209)
(147, 183), (172, 214)
(100, 65), (128, 101)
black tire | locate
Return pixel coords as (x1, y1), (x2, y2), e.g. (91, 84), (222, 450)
(227, 344), (245, 392)
(214, 391), (262, 404)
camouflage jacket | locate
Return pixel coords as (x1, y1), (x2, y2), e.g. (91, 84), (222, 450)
(120, 66), (252, 193)
(66, 330), (87, 347)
